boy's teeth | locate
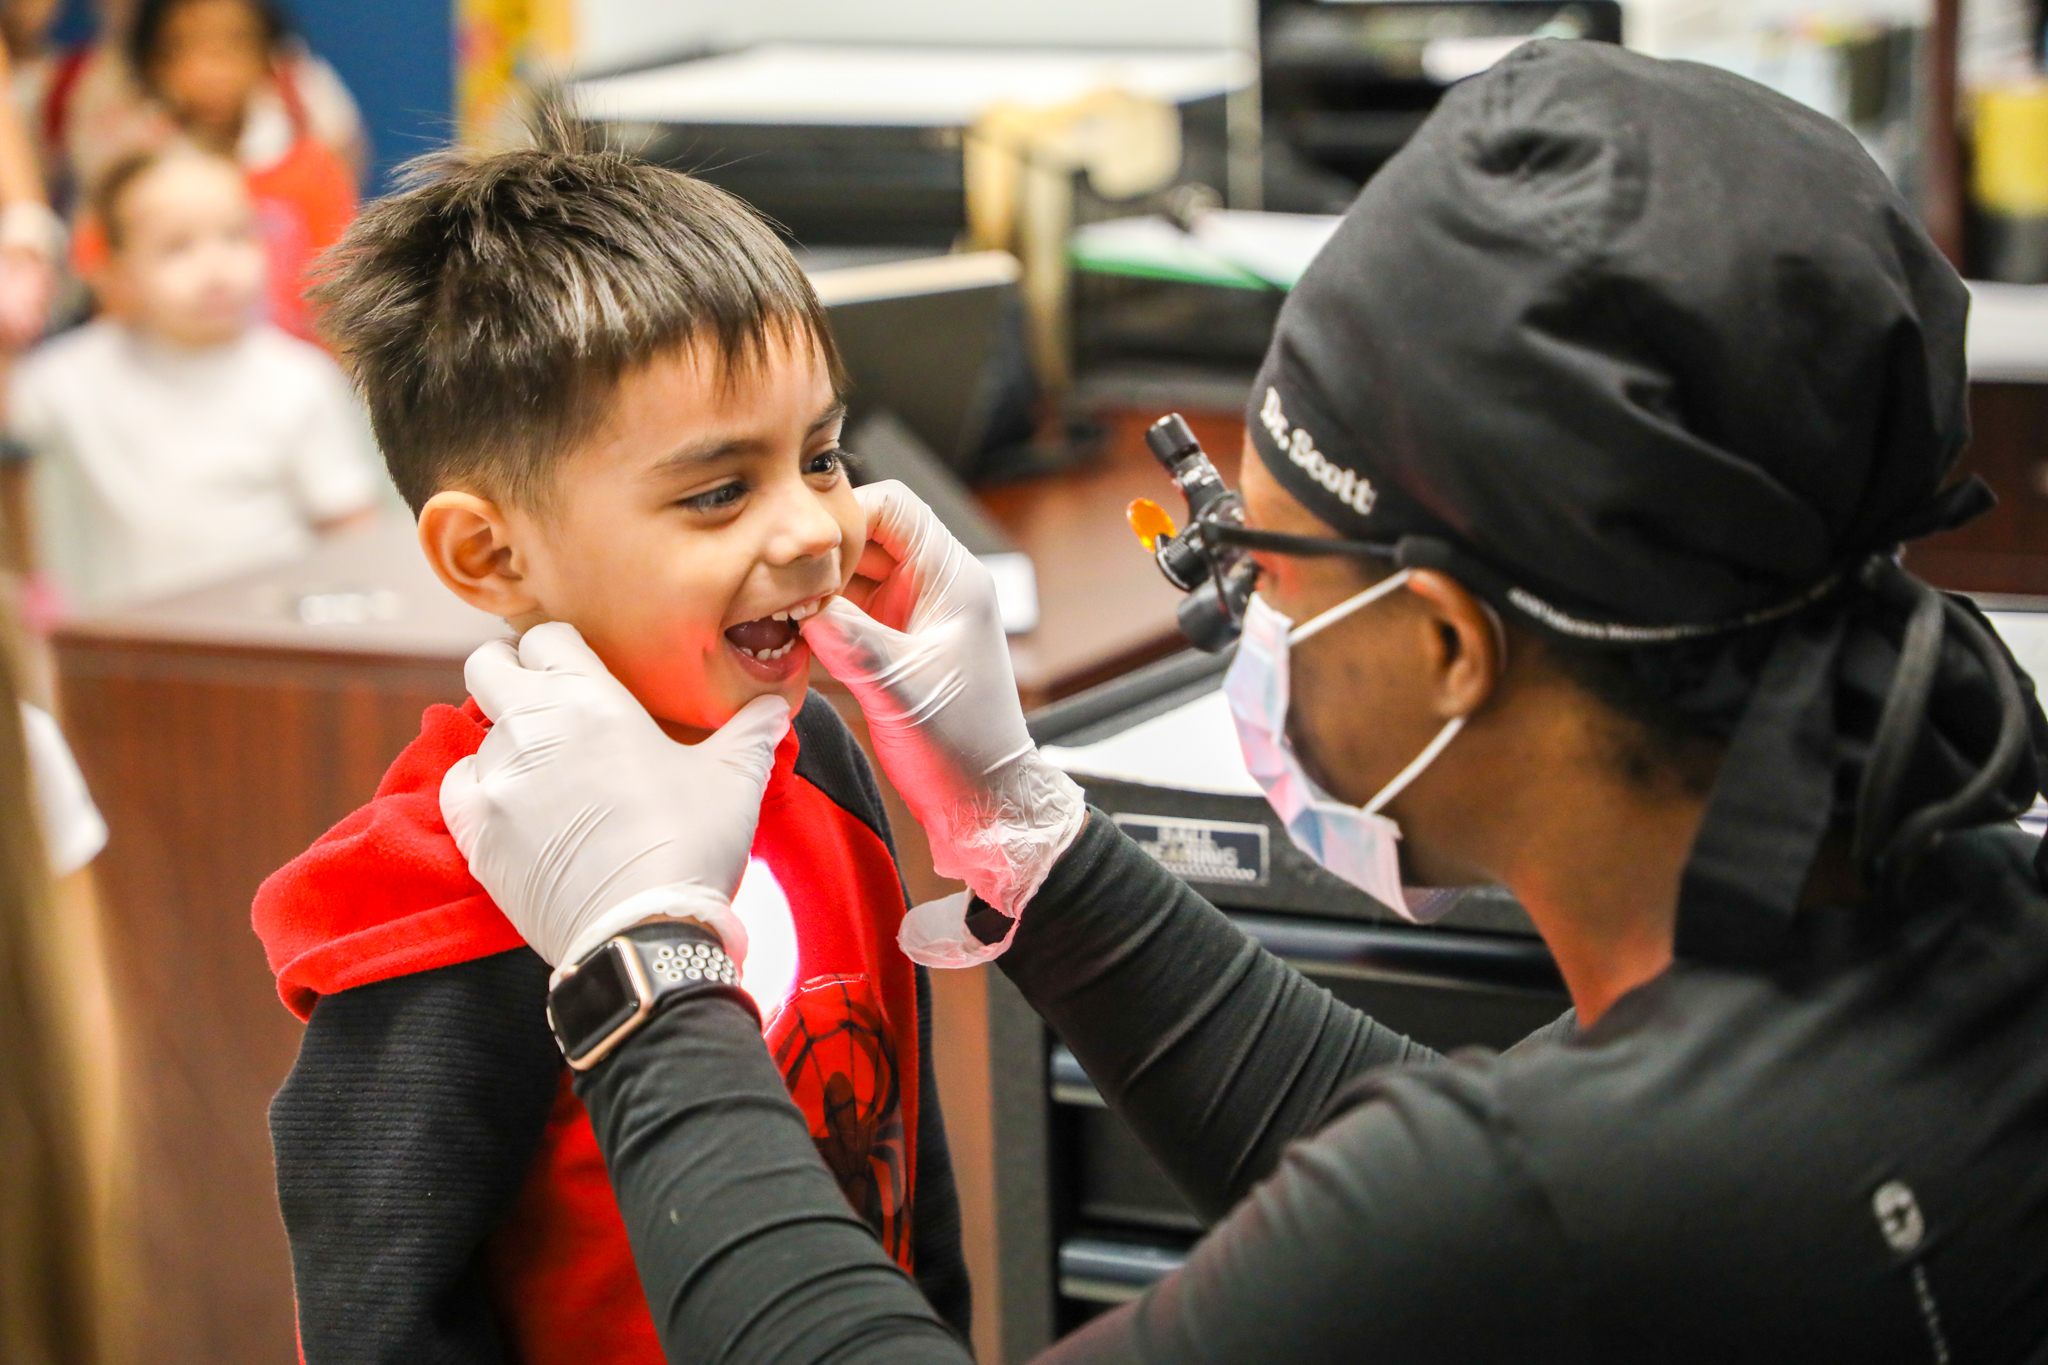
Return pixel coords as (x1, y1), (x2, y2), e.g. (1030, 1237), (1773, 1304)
(770, 598), (824, 623)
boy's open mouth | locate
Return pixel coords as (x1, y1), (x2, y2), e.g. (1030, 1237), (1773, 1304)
(724, 595), (829, 662)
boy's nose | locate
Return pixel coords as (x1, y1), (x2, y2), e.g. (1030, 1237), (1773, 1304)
(762, 485), (844, 566)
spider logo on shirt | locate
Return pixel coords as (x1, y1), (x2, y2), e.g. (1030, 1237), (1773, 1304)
(768, 973), (911, 1267)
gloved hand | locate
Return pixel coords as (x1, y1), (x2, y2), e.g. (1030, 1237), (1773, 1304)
(802, 480), (1086, 966)
(439, 622), (792, 977)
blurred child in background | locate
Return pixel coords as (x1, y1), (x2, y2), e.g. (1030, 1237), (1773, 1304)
(10, 147), (378, 612)
(2, 0), (72, 202)
(0, 27), (69, 631)
(0, 29), (60, 347)
(64, 0), (359, 341)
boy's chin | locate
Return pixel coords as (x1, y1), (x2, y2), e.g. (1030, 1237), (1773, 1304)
(651, 673), (808, 745)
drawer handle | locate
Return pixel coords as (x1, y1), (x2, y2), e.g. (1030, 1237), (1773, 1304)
(1058, 1236), (1188, 1304)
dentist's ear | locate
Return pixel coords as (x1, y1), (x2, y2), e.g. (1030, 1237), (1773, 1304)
(1401, 570), (1506, 722)
(418, 491), (546, 627)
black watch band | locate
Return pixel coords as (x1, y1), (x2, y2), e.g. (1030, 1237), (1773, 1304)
(546, 921), (742, 1070)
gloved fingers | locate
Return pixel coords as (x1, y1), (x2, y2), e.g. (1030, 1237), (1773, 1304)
(851, 538), (900, 585)
(704, 693), (794, 781)
(517, 620), (619, 681)
(462, 637), (536, 723)
(855, 480), (957, 582)
(851, 480), (990, 634)
(839, 539), (905, 625)
(802, 594), (915, 686)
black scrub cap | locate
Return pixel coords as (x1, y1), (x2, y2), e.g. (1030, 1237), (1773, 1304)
(1250, 38), (2047, 963)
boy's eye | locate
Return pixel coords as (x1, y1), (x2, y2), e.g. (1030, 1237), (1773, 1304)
(806, 447), (847, 479)
(681, 480), (746, 513)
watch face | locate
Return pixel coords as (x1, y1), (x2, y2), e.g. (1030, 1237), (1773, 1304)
(551, 943), (641, 1064)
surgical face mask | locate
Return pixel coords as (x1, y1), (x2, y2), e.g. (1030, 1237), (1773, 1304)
(1222, 571), (1466, 921)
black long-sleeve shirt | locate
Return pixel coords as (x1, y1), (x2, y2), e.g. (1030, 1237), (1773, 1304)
(575, 807), (2048, 1362)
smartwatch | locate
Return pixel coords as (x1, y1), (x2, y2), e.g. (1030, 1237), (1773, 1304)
(546, 921), (741, 1070)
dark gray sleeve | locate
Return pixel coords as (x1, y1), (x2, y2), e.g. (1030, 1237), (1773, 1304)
(573, 985), (972, 1365)
(575, 983), (1579, 1365)
(269, 948), (563, 1365)
(996, 809), (1441, 1220)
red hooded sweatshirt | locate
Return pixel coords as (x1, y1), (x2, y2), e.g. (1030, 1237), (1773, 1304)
(253, 697), (919, 1362)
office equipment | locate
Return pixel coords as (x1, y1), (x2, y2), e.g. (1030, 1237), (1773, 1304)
(1258, 0), (1624, 209)
(576, 45), (1252, 246)
(808, 249), (1021, 476)
(578, 44), (1254, 392)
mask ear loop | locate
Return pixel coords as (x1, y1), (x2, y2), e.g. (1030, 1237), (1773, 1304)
(1282, 568), (1497, 818)
(1289, 570), (1413, 645)
(1363, 715), (1466, 816)
(1363, 596), (1506, 814)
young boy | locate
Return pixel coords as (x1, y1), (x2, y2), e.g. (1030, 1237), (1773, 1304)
(9, 147), (379, 611)
(250, 129), (970, 1360)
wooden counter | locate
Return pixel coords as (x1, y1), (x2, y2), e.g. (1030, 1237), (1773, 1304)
(55, 524), (500, 1365)
(987, 407), (1244, 706)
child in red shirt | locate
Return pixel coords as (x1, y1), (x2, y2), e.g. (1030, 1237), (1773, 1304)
(249, 119), (969, 1362)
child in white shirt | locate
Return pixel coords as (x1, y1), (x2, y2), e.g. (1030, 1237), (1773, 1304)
(9, 147), (379, 612)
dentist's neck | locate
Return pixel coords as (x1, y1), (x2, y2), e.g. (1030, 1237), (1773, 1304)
(1404, 687), (1713, 1029)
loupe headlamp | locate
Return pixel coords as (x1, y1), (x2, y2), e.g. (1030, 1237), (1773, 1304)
(1131, 413), (1399, 651)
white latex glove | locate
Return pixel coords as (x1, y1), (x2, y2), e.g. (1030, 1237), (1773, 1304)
(802, 480), (1086, 966)
(440, 622), (793, 977)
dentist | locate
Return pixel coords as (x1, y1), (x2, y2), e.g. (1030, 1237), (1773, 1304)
(440, 41), (2048, 1363)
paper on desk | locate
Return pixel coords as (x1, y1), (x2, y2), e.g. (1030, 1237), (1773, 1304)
(1042, 688), (1262, 797)
(1190, 211), (1342, 290)
(1069, 215), (1266, 290)
(1069, 211), (1343, 292)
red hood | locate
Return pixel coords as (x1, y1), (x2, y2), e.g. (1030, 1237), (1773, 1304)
(252, 698), (800, 1021)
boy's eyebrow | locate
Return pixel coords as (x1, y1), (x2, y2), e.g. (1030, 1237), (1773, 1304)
(811, 401), (849, 436)
(646, 401), (851, 477)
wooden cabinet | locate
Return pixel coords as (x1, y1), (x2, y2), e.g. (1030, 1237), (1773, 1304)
(55, 522), (498, 1365)
(1909, 383), (2048, 593)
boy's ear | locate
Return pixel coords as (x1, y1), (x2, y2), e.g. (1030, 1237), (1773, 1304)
(417, 491), (545, 627)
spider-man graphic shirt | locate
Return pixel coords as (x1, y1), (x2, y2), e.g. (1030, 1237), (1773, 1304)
(254, 693), (957, 1364)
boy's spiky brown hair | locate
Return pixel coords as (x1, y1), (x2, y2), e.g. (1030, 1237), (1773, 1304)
(310, 107), (838, 514)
